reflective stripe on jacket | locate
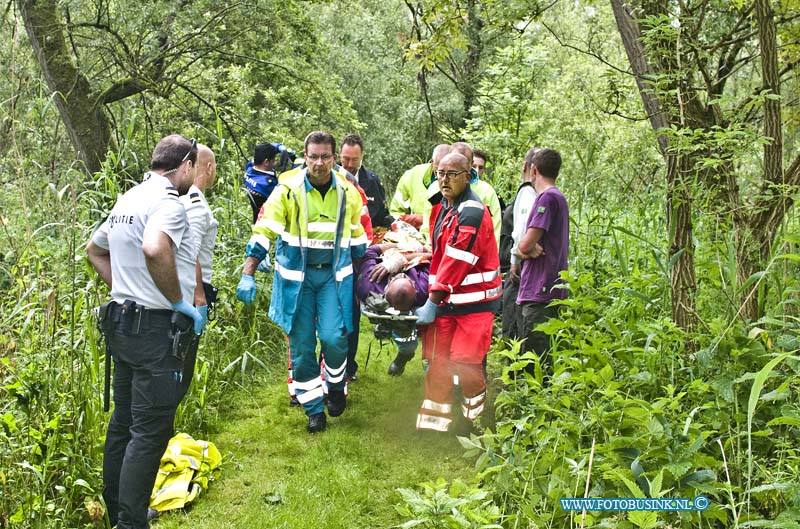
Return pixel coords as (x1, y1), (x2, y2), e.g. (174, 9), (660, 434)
(428, 186), (501, 314)
(250, 168), (368, 334)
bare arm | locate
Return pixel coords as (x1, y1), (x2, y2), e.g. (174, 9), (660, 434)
(518, 227), (545, 259)
(242, 256), (259, 276)
(193, 260), (206, 306)
(377, 243), (398, 253)
(142, 231), (182, 303)
(86, 241), (112, 287)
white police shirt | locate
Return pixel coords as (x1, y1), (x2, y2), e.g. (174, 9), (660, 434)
(181, 184), (218, 284)
(92, 173), (197, 309)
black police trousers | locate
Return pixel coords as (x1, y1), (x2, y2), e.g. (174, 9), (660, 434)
(102, 315), (186, 529)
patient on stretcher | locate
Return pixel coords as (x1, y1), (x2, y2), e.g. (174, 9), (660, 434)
(356, 241), (430, 375)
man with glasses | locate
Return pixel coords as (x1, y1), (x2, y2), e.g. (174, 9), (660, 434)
(355, 243), (431, 375)
(275, 147), (374, 388)
(236, 131), (368, 433)
(86, 134), (206, 529)
(414, 153), (502, 434)
(425, 142), (502, 245)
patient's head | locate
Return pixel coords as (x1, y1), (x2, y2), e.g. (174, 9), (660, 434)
(384, 274), (416, 312)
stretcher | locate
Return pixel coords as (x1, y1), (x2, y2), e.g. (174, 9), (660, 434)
(360, 306), (418, 371)
(361, 307), (418, 322)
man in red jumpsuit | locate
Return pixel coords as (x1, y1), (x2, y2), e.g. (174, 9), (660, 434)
(414, 152), (502, 433)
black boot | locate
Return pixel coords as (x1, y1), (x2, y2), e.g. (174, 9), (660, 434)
(326, 390), (347, 417)
(388, 352), (413, 376)
(307, 412), (327, 433)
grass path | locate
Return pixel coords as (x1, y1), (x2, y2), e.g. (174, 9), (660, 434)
(153, 325), (476, 529)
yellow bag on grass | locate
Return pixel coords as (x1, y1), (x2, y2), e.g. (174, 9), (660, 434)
(149, 433), (222, 513)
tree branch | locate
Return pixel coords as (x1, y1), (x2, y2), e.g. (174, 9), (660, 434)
(175, 81), (247, 162)
(67, 21), (133, 61)
(211, 51), (313, 84)
(97, 78), (147, 105)
(540, 20), (631, 76)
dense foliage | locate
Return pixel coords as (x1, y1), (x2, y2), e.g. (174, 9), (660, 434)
(2, 0), (800, 528)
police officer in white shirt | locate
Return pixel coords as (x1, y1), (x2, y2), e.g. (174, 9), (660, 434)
(179, 143), (218, 398)
(86, 134), (206, 529)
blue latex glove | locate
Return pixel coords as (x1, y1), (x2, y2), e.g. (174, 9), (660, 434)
(415, 299), (438, 325)
(237, 274), (257, 305)
(171, 299), (205, 335)
(257, 254), (271, 273)
(197, 305), (208, 331)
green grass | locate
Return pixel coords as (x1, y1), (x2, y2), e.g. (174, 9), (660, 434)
(152, 321), (475, 529)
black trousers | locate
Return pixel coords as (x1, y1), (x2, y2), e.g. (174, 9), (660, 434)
(103, 316), (190, 529)
(178, 336), (199, 401)
(501, 275), (521, 340)
(519, 301), (559, 375)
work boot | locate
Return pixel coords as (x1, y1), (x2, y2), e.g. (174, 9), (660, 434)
(289, 395), (300, 407)
(307, 412), (327, 433)
(388, 352), (412, 376)
(326, 390), (347, 417)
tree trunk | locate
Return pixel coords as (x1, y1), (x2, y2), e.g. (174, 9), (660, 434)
(610, 0), (668, 154)
(18, 0), (112, 174)
(611, 0), (698, 338)
(731, 0), (783, 321)
(461, 0), (483, 123)
(667, 154), (697, 344)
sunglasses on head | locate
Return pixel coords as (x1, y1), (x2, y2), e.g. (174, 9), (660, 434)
(181, 138), (197, 164)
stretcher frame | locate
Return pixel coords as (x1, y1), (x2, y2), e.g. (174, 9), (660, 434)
(360, 306), (418, 372)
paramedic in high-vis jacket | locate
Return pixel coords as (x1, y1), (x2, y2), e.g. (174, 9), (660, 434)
(236, 131), (368, 434)
(414, 152), (502, 434)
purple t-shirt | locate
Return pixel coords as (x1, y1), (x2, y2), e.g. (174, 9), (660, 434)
(517, 187), (569, 303)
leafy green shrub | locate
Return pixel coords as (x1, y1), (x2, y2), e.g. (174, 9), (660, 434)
(395, 478), (502, 529)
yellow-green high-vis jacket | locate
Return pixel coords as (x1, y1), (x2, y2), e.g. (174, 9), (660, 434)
(389, 162), (435, 218)
(248, 168), (367, 334)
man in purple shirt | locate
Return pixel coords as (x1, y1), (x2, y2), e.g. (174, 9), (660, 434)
(356, 243), (430, 375)
(516, 149), (568, 375)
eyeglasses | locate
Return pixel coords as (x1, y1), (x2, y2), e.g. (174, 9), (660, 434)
(435, 169), (467, 180)
(306, 153), (334, 163)
(181, 138), (197, 164)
